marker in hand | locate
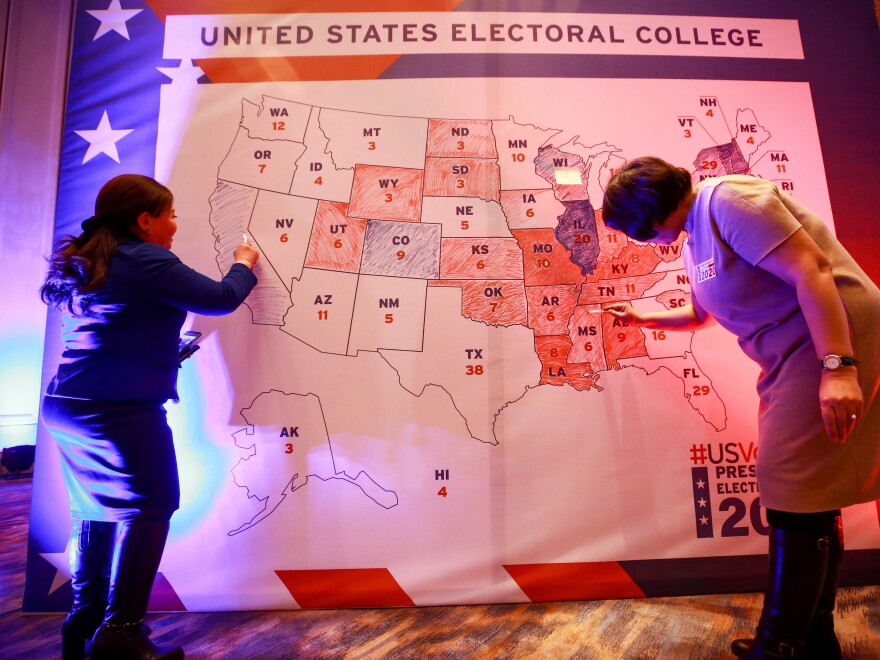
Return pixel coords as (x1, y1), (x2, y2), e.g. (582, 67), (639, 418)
(234, 232), (260, 269)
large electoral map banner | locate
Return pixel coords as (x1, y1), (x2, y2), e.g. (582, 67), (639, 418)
(25, 1), (880, 612)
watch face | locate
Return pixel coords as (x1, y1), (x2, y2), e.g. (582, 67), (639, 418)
(824, 355), (842, 370)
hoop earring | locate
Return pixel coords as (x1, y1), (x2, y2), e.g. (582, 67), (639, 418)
(146, 228), (152, 235)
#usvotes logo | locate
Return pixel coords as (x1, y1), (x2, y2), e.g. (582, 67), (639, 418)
(689, 441), (766, 539)
(695, 258), (717, 283)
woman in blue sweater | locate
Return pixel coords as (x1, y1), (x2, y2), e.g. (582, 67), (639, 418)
(40, 174), (259, 660)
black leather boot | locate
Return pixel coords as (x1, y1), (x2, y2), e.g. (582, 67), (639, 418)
(90, 520), (184, 660)
(61, 519), (116, 660)
(731, 526), (829, 658)
(805, 513), (843, 659)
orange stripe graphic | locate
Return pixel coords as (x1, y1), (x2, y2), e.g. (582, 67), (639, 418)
(504, 562), (647, 602)
(197, 55), (403, 82)
(276, 568), (416, 608)
(147, 572), (187, 611)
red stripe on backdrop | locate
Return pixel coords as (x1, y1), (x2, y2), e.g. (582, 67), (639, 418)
(145, 0), (466, 21)
(504, 562), (647, 602)
(197, 55), (403, 82)
(147, 572), (187, 611)
(275, 569), (416, 608)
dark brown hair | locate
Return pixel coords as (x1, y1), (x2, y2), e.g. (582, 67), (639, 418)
(602, 157), (692, 242)
(40, 174), (173, 316)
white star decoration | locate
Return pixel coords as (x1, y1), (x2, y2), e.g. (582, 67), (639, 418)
(39, 550), (72, 595)
(697, 498), (707, 507)
(87, 0), (143, 41)
(695, 479), (706, 489)
(74, 111), (134, 164)
(157, 59), (206, 86)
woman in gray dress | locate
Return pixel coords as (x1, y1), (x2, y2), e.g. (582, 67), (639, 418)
(600, 156), (880, 659)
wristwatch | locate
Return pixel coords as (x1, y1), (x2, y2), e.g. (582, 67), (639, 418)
(821, 354), (859, 370)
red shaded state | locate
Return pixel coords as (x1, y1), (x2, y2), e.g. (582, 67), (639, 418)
(427, 119), (497, 158)
(439, 238), (523, 280)
(594, 210), (628, 262)
(348, 165), (424, 222)
(429, 279), (528, 326)
(276, 569), (415, 608)
(512, 228), (585, 286)
(654, 235), (687, 263)
(304, 200), (367, 272)
(579, 273), (666, 305)
(694, 141), (749, 179)
(567, 305), (608, 371)
(586, 242), (662, 281)
(657, 289), (691, 310)
(602, 314), (648, 368)
(424, 158), (500, 202)
(526, 284), (579, 336)
(504, 562), (646, 601)
(535, 335), (602, 392)
(499, 189), (558, 229)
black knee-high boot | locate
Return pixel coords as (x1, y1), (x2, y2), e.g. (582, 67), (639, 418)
(732, 526), (829, 658)
(90, 520), (184, 660)
(805, 513), (843, 659)
(61, 519), (116, 660)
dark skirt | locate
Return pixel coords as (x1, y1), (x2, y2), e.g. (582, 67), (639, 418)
(41, 394), (180, 522)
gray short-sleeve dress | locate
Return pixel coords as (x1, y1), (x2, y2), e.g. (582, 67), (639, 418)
(683, 175), (880, 512)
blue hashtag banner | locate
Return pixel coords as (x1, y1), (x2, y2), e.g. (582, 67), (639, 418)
(691, 466), (714, 538)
